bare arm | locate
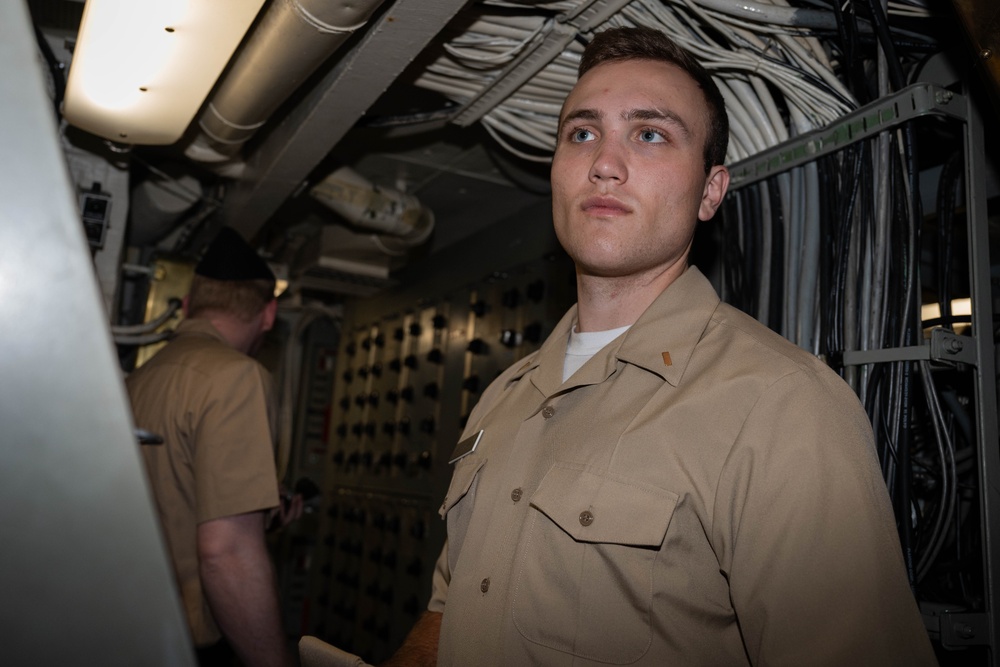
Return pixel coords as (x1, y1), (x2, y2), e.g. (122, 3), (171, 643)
(198, 511), (296, 667)
(379, 611), (441, 667)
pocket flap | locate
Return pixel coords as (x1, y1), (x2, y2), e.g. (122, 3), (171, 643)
(530, 463), (678, 546)
(439, 455), (486, 518)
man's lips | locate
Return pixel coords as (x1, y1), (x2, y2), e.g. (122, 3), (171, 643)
(581, 196), (632, 216)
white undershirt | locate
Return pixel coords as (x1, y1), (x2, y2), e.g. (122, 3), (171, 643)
(562, 324), (631, 382)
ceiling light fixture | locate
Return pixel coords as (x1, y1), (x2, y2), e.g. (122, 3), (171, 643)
(63, 0), (267, 145)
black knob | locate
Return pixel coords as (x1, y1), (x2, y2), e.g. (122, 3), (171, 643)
(502, 288), (521, 309)
(417, 451), (432, 469)
(500, 329), (522, 348)
(333, 450), (345, 465)
(467, 338), (488, 355)
(470, 300), (487, 317)
(365, 422), (376, 438)
(339, 397), (350, 411)
(386, 389), (399, 405)
(408, 322), (422, 337)
(354, 394), (366, 407)
(374, 333), (385, 348)
(426, 348), (443, 364)
(400, 386), (414, 403)
(397, 418), (411, 436)
(362, 450), (374, 467)
(342, 370), (353, 383)
(345, 342), (357, 357)
(393, 452), (408, 468)
(336, 423), (348, 438)
(404, 355), (418, 370)
(393, 327), (405, 341)
(423, 382), (439, 399)
(351, 423), (363, 437)
(411, 520), (426, 540)
(383, 421), (396, 436)
(523, 322), (543, 343)
(420, 418), (436, 435)
(368, 392), (379, 407)
(526, 279), (546, 303)
(357, 365), (369, 379)
(389, 358), (402, 373)
(361, 337), (372, 351)
(462, 375), (480, 393)
(371, 362), (382, 378)
(432, 314), (448, 329)
(378, 451), (391, 467)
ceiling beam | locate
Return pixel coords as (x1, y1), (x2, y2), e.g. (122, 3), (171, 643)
(220, 0), (471, 240)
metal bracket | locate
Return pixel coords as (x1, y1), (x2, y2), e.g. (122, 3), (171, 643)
(941, 612), (992, 648)
(728, 83), (968, 188)
(840, 329), (978, 367)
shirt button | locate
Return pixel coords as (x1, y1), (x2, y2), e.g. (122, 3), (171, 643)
(480, 578), (490, 593)
(541, 406), (555, 419)
(579, 510), (594, 526)
(511, 488), (523, 502)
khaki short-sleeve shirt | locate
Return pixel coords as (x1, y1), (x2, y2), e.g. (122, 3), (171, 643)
(127, 318), (280, 647)
(430, 268), (936, 667)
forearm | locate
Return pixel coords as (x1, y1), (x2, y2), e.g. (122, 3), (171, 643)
(199, 513), (295, 667)
(379, 611), (441, 667)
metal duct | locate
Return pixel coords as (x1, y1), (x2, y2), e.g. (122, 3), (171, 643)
(129, 166), (202, 246)
(184, 0), (387, 164)
(310, 166), (435, 252)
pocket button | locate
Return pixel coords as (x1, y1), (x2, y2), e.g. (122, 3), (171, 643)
(579, 510), (594, 526)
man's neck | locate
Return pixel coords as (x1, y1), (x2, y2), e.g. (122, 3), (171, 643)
(574, 261), (688, 332)
(197, 313), (260, 355)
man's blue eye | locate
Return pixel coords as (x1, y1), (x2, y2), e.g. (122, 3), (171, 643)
(639, 129), (664, 143)
(572, 129), (594, 142)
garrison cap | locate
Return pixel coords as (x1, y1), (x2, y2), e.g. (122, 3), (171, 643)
(195, 227), (275, 284)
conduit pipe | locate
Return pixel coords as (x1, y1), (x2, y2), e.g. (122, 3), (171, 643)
(310, 166), (434, 253)
(184, 0), (387, 164)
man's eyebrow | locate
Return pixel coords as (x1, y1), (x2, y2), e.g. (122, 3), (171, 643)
(624, 108), (691, 139)
(559, 108), (601, 132)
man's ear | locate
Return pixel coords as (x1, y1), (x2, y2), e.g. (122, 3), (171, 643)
(261, 299), (278, 332)
(698, 165), (730, 222)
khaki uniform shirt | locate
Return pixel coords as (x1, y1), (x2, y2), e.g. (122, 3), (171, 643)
(127, 319), (280, 647)
(430, 268), (935, 666)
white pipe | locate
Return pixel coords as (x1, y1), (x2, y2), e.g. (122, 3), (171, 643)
(185, 0), (387, 163)
(309, 166), (435, 249)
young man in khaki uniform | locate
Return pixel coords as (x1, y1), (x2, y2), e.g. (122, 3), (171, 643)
(384, 27), (937, 666)
(128, 227), (298, 667)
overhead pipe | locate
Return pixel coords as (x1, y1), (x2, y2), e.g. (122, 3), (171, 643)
(184, 0), (387, 165)
(309, 166), (435, 253)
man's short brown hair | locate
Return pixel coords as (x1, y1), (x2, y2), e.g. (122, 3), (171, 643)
(578, 26), (729, 172)
(186, 275), (275, 322)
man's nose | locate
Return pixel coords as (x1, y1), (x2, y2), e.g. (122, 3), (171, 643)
(589, 138), (627, 183)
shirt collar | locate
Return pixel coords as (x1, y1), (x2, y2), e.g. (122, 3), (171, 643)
(613, 266), (720, 386)
(517, 267), (720, 395)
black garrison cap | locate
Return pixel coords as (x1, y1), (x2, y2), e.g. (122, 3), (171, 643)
(195, 227), (275, 283)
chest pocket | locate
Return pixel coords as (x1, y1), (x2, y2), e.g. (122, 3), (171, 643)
(439, 455), (486, 575)
(512, 462), (678, 665)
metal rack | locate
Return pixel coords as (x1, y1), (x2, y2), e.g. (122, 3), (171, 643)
(726, 82), (999, 664)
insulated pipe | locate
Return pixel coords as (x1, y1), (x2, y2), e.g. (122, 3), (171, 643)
(310, 166), (435, 250)
(184, 0), (387, 163)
